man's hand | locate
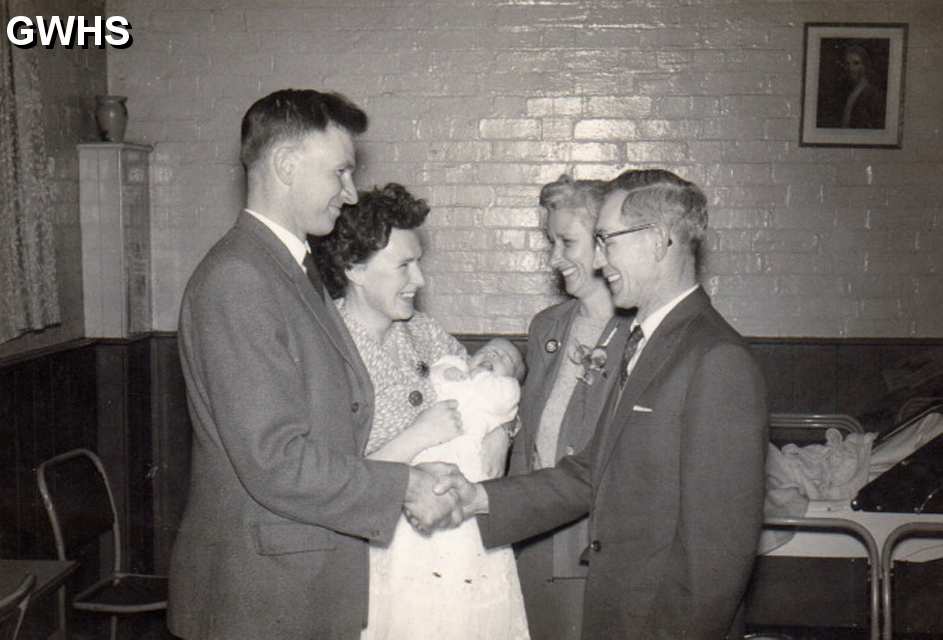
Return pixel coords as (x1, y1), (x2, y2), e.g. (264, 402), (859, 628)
(403, 462), (464, 534)
(432, 467), (489, 518)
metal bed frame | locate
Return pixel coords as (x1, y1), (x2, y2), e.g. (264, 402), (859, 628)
(761, 516), (880, 640)
(769, 412), (865, 438)
(763, 407), (943, 640)
(755, 414), (873, 638)
(881, 522), (943, 640)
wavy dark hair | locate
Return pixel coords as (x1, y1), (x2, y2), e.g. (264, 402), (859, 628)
(311, 183), (430, 298)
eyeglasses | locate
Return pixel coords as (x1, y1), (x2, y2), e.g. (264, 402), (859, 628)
(594, 222), (657, 252)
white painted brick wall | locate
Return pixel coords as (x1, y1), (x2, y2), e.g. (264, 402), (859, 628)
(107, 0), (943, 337)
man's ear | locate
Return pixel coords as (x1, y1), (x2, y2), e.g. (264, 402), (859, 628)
(271, 142), (299, 186)
(345, 262), (367, 286)
(652, 224), (673, 262)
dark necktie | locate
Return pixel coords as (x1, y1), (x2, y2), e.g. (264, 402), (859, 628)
(302, 252), (325, 299)
(598, 324), (645, 431)
(618, 325), (645, 390)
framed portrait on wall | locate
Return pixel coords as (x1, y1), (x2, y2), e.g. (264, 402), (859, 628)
(799, 23), (908, 148)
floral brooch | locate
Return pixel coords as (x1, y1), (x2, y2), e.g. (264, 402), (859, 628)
(568, 326), (618, 386)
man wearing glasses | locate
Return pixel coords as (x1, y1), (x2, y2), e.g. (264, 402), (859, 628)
(437, 169), (768, 639)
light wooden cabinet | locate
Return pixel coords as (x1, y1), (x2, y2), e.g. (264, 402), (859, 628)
(78, 143), (152, 338)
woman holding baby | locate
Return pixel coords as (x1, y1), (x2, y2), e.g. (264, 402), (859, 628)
(312, 174), (625, 640)
(311, 183), (530, 640)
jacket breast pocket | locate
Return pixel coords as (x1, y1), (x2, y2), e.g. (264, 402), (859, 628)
(252, 521), (338, 556)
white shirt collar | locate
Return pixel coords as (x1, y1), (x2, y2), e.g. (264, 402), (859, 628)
(245, 208), (310, 269)
(635, 284), (700, 339)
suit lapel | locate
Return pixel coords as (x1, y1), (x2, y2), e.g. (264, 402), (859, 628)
(593, 290), (711, 479)
(236, 213), (377, 450)
(524, 300), (580, 470)
(319, 297), (375, 452)
(235, 213), (363, 375)
(555, 311), (632, 460)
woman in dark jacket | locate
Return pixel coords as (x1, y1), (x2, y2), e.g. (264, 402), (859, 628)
(509, 174), (633, 640)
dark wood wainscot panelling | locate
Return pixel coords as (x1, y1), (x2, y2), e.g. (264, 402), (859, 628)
(3, 332), (942, 580)
(150, 333), (191, 573)
(94, 337), (156, 574)
(0, 337), (159, 586)
(751, 337), (943, 432)
(470, 335), (943, 433)
(0, 341), (98, 561)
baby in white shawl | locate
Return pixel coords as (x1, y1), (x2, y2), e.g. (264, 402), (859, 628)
(364, 338), (531, 640)
(420, 338), (525, 481)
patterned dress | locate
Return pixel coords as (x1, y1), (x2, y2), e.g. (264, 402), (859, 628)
(337, 303), (465, 455)
(337, 302), (529, 640)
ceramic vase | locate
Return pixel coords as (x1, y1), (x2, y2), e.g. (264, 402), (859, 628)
(95, 95), (128, 142)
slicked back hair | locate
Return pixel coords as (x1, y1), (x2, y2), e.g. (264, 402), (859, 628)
(612, 169), (708, 254)
(240, 89), (368, 172)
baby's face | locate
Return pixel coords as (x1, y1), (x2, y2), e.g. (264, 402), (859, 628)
(469, 340), (523, 379)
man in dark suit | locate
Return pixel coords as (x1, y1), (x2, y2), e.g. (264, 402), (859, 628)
(439, 169), (768, 639)
(167, 90), (460, 640)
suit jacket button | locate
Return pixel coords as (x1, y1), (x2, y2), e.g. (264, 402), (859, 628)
(351, 401), (360, 413)
(591, 539), (602, 552)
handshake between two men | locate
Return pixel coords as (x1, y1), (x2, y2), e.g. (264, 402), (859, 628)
(403, 462), (486, 534)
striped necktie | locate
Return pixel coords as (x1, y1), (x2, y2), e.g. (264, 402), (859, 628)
(618, 325), (645, 390)
(302, 252), (325, 299)
(598, 324), (645, 430)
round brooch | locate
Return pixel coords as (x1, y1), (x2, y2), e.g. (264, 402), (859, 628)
(545, 339), (559, 354)
(408, 390), (423, 407)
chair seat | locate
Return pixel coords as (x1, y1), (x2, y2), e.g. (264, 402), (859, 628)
(74, 573), (168, 613)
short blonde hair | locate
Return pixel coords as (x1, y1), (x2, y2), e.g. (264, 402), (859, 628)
(539, 174), (607, 230)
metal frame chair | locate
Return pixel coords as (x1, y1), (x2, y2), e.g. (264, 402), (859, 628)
(0, 573), (35, 640)
(37, 448), (167, 640)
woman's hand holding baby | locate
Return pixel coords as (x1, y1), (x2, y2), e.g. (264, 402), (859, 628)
(412, 399), (463, 447)
(367, 400), (462, 463)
